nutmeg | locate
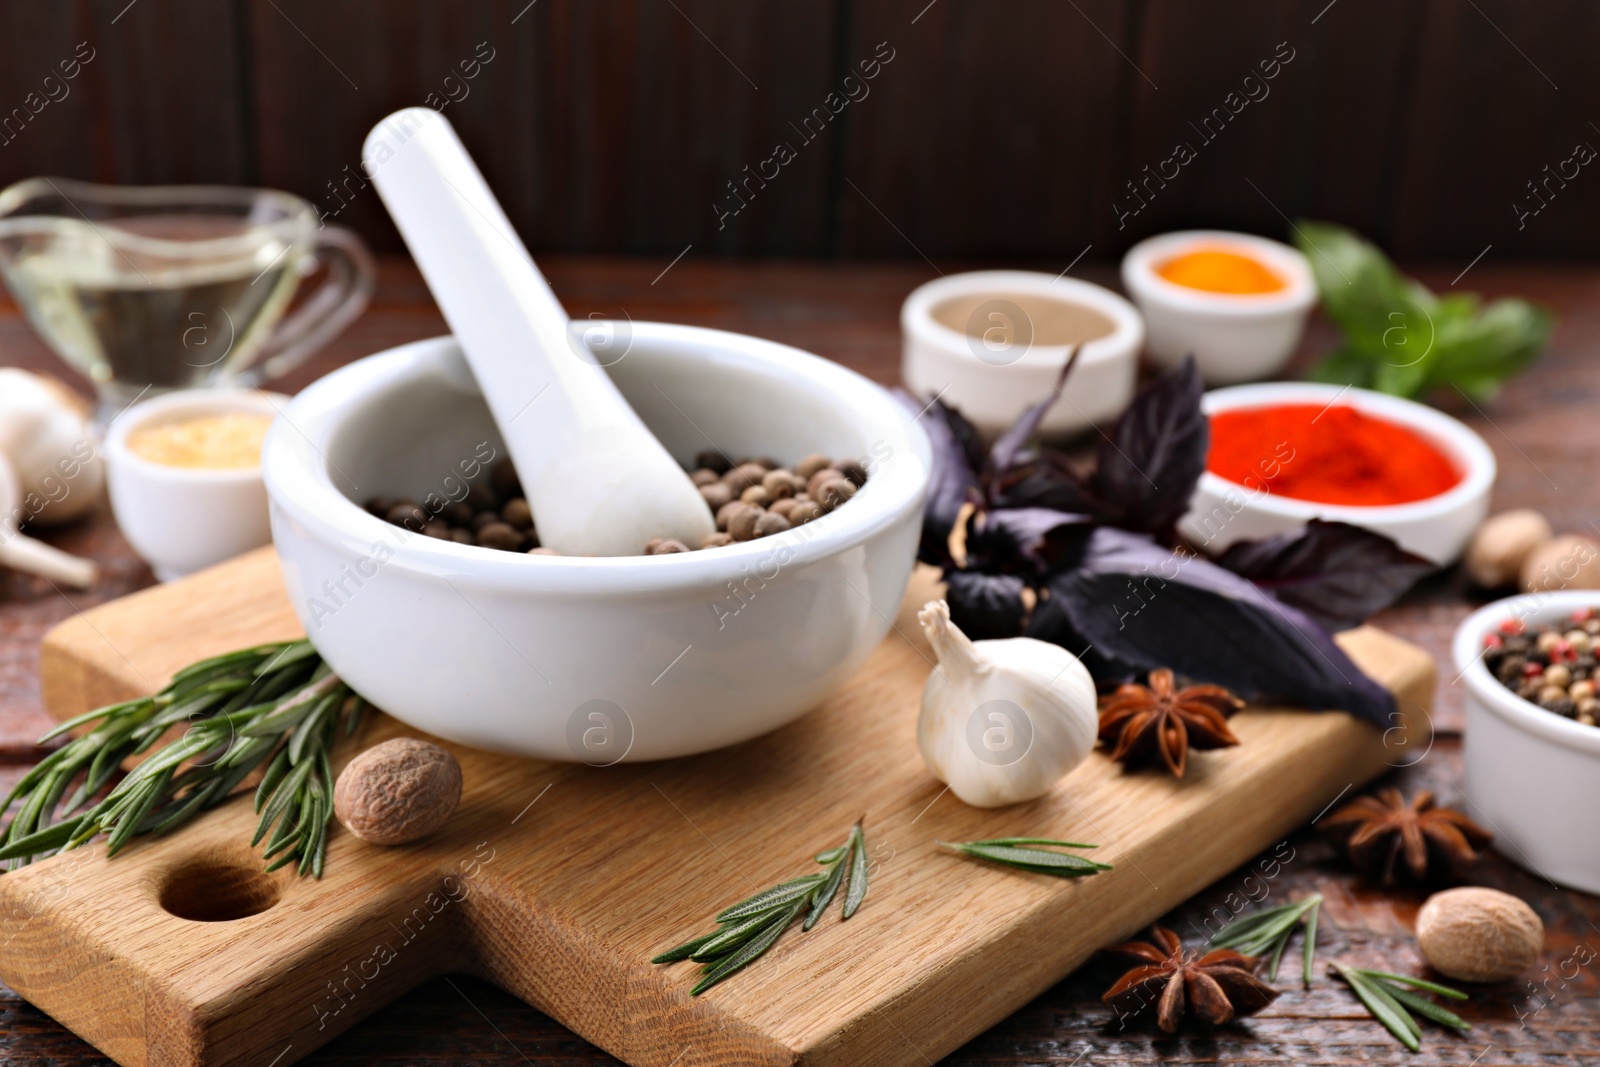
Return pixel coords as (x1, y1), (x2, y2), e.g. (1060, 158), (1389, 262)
(1465, 509), (1552, 588)
(334, 738), (462, 846)
(1416, 886), (1543, 983)
(1519, 533), (1600, 593)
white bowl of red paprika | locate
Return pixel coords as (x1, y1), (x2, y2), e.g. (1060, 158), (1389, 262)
(1179, 382), (1495, 565)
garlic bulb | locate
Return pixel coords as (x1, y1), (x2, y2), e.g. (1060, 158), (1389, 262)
(0, 369), (100, 587)
(917, 599), (1098, 808)
(0, 368), (103, 525)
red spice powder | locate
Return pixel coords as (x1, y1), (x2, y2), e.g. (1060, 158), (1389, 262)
(1207, 404), (1462, 506)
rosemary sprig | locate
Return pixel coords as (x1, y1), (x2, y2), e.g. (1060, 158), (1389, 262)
(0, 640), (362, 878)
(1332, 963), (1470, 1051)
(653, 819), (868, 996)
(1209, 893), (1323, 984)
(938, 837), (1112, 877)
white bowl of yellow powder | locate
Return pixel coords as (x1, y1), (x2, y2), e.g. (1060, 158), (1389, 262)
(106, 388), (287, 580)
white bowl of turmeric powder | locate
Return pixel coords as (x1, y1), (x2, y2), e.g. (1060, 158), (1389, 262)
(105, 388), (288, 581)
(1122, 230), (1316, 384)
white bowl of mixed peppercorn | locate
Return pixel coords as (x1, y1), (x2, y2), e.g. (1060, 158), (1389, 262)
(1454, 590), (1600, 894)
(263, 328), (930, 762)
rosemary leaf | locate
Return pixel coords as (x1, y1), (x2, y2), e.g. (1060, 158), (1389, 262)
(1359, 970), (1470, 1000)
(171, 645), (265, 683)
(651, 931), (719, 965)
(691, 907), (789, 961)
(1338, 964), (1420, 1051)
(1334, 964), (1471, 1050)
(1211, 899), (1306, 947)
(254, 748), (291, 813)
(690, 899), (805, 996)
(0, 820), (78, 863)
(803, 847), (849, 932)
(941, 839), (1112, 876)
(1363, 976), (1423, 1045)
(715, 875), (826, 922)
(0, 639), (361, 878)
(1215, 909), (1301, 952)
(253, 757), (314, 845)
(254, 640), (319, 677)
(655, 820), (871, 994)
(1267, 924), (1289, 981)
(1301, 895), (1319, 987)
(38, 697), (149, 743)
(107, 770), (171, 855)
(842, 822), (868, 920)
(1210, 894), (1321, 984)
(1383, 985), (1472, 1033)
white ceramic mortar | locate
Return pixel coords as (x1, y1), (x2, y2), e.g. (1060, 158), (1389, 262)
(263, 327), (931, 762)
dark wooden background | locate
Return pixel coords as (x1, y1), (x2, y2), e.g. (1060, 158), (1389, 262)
(3, 0), (1599, 261)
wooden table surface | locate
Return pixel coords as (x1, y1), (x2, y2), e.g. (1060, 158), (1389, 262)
(2, 255), (1597, 1065)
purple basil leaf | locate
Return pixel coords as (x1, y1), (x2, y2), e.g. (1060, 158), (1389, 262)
(1215, 519), (1435, 632)
(944, 569), (1029, 640)
(987, 395), (1059, 481)
(986, 349), (1082, 480)
(896, 389), (981, 567)
(967, 507), (1093, 573)
(1089, 356), (1208, 537)
(990, 453), (1104, 516)
(1033, 527), (1395, 727)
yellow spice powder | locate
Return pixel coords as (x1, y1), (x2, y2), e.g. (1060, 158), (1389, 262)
(127, 412), (273, 470)
(1155, 248), (1286, 295)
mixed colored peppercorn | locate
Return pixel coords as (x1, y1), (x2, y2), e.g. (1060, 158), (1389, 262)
(1482, 609), (1600, 726)
(365, 452), (866, 556)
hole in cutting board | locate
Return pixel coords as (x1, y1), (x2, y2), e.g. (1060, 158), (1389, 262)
(158, 859), (281, 922)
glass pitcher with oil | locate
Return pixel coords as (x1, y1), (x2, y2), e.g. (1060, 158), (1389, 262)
(0, 178), (374, 424)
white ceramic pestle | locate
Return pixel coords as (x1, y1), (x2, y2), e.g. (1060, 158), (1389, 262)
(362, 109), (714, 556)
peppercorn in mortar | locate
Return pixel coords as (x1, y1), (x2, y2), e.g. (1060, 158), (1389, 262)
(367, 452), (868, 555)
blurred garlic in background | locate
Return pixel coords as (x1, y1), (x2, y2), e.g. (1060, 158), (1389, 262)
(0, 368), (100, 586)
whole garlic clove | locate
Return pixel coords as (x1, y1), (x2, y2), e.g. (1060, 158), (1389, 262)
(0, 453), (96, 588)
(917, 599), (1098, 808)
(0, 368), (104, 526)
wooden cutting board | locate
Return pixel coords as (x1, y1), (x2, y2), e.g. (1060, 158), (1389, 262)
(2, 547), (1433, 1067)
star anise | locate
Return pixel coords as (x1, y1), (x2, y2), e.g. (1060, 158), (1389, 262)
(1319, 788), (1493, 885)
(1101, 924), (1279, 1033)
(1098, 668), (1243, 777)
